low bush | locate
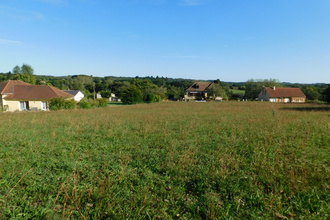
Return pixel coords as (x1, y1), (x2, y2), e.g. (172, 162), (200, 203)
(144, 93), (162, 103)
(97, 98), (108, 107)
(155, 95), (162, 102)
(49, 97), (65, 110)
(78, 99), (91, 109)
(306, 99), (326, 104)
(50, 98), (107, 110)
(49, 97), (76, 110)
(63, 99), (76, 109)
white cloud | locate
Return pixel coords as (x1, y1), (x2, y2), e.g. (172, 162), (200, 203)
(0, 6), (44, 20)
(0, 38), (23, 46)
(178, 0), (202, 6)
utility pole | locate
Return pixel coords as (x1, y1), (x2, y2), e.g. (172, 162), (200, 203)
(162, 79), (165, 94)
(93, 82), (96, 100)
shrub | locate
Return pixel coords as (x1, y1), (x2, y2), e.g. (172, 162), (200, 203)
(155, 95), (162, 102)
(97, 98), (108, 107)
(49, 97), (65, 110)
(306, 99), (326, 104)
(88, 99), (98, 108)
(63, 99), (76, 109)
(49, 97), (77, 110)
(144, 94), (162, 103)
(144, 93), (156, 103)
(79, 99), (91, 109)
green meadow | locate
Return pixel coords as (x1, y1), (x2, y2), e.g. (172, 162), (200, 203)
(0, 102), (329, 219)
(229, 89), (245, 96)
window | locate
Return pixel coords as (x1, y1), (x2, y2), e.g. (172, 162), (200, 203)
(20, 101), (29, 111)
(42, 101), (47, 110)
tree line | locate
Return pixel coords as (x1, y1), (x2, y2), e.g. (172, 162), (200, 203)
(0, 64), (329, 103)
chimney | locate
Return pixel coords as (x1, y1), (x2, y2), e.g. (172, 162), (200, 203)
(273, 86), (276, 90)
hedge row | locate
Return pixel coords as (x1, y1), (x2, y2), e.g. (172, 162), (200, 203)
(49, 98), (107, 110)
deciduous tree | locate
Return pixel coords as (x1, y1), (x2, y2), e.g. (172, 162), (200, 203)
(12, 64), (36, 84)
(121, 85), (143, 104)
(209, 82), (228, 100)
(302, 86), (321, 101)
(323, 85), (330, 103)
(21, 64), (34, 75)
(244, 79), (282, 99)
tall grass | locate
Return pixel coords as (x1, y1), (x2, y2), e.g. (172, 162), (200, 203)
(0, 102), (329, 219)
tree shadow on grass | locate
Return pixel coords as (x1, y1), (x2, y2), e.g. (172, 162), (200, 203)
(281, 106), (330, 112)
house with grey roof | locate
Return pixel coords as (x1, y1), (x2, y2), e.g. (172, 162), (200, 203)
(63, 90), (84, 102)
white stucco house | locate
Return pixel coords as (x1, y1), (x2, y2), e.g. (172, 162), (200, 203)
(96, 93), (102, 99)
(258, 86), (306, 103)
(0, 80), (73, 112)
(109, 93), (121, 102)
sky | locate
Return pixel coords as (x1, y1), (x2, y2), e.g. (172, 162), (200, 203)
(0, 0), (329, 83)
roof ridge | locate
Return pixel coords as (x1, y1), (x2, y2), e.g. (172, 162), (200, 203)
(1, 81), (10, 94)
(48, 85), (62, 97)
(50, 85), (74, 97)
(0, 80), (31, 94)
(266, 87), (300, 89)
(206, 82), (214, 89)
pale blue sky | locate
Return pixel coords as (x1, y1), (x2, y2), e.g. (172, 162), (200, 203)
(0, 0), (329, 83)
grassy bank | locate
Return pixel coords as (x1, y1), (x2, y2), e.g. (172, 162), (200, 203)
(0, 102), (329, 219)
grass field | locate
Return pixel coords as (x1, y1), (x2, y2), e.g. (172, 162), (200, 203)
(229, 89), (245, 95)
(0, 102), (329, 219)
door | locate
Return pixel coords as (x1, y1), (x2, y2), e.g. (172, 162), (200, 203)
(42, 101), (48, 110)
(20, 101), (29, 111)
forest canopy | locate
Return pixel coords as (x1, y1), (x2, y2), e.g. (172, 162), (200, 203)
(1, 64), (329, 103)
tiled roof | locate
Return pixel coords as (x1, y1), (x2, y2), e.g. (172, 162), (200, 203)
(63, 90), (80, 96)
(0, 80), (31, 94)
(265, 87), (306, 98)
(4, 85), (74, 100)
(186, 82), (213, 92)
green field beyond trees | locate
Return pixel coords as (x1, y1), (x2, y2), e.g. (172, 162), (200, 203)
(0, 102), (329, 219)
